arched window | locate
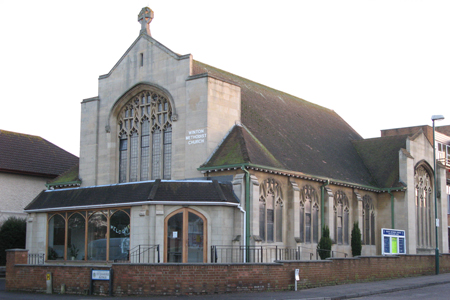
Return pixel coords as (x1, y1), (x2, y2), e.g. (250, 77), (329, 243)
(67, 212), (86, 260)
(415, 164), (434, 249)
(362, 195), (375, 245)
(334, 190), (349, 245)
(47, 214), (66, 260)
(118, 90), (172, 182)
(259, 179), (283, 243)
(299, 185), (319, 243)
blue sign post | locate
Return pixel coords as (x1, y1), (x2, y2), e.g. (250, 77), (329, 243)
(381, 229), (406, 255)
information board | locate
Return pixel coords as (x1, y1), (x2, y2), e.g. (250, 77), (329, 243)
(381, 228), (406, 255)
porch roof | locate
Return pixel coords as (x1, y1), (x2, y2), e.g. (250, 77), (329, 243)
(25, 179), (239, 212)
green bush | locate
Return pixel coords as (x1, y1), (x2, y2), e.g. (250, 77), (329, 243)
(317, 225), (332, 260)
(0, 217), (27, 266)
(351, 221), (362, 257)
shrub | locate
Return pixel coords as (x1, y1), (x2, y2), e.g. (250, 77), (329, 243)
(317, 225), (332, 260)
(351, 221), (362, 257)
(0, 217), (27, 266)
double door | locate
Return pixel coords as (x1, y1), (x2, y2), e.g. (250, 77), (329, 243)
(165, 208), (206, 263)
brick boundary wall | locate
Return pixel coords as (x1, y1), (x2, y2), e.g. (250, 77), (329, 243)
(6, 249), (450, 296)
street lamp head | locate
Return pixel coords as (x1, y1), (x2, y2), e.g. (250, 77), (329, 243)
(431, 115), (445, 121)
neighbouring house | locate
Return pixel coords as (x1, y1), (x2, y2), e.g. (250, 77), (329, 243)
(23, 7), (450, 264)
(0, 130), (79, 224)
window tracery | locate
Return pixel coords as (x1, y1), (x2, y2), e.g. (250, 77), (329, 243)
(259, 178), (283, 243)
(118, 90), (172, 182)
(334, 190), (349, 245)
(415, 165), (434, 248)
(362, 195), (375, 245)
(299, 185), (319, 243)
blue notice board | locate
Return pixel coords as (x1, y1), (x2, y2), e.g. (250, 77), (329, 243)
(382, 228), (406, 255)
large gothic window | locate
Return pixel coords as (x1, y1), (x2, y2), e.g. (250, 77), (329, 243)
(259, 179), (283, 243)
(362, 195), (375, 245)
(299, 185), (319, 243)
(118, 90), (172, 182)
(334, 190), (349, 245)
(415, 165), (434, 249)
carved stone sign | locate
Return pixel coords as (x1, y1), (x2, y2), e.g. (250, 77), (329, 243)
(186, 128), (207, 145)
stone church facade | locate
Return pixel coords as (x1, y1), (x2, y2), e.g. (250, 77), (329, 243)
(25, 7), (449, 263)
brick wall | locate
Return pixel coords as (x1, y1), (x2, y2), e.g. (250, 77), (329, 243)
(6, 249), (450, 296)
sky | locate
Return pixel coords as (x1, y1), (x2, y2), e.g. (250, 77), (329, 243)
(1, 0), (449, 156)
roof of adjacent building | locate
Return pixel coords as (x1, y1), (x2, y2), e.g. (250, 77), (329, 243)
(0, 130), (79, 178)
(193, 61), (375, 187)
(25, 179), (239, 211)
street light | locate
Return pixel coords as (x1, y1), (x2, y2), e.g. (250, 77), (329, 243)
(432, 114), (444, 275)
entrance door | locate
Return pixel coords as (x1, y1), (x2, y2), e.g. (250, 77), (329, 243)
(165, 208), (206, 262)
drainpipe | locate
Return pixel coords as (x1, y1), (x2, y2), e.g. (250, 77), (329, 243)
(387, 189), (395, 228)
(236, 203), (246, 262)
(321, 179), (330, 229)
(241, 166), (251, 262)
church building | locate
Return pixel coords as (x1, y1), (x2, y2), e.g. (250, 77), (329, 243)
(24, 7), (450, 264)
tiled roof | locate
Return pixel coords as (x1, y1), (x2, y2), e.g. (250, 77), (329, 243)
(47, 164), (81, 188)
(193, 61), (374, 186)
(437, 125), (450, 137)
(201, 124), (284, 169)
(352, 135), (409, 188)
(0, 130), (79, 178)
(25, 180), (239, 211)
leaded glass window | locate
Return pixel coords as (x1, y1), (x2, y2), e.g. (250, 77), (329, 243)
(259, 179), (283, 243)
(118, 90), (172, 182)
(299, 185), (319, 243)
(362, 195), (375, 245)
(334, 190), (349, 245)
(415, 165), (434, 249)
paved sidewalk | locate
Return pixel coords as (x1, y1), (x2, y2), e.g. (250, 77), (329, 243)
(290, 272), (450, 300)
(1, 273), (450, 299)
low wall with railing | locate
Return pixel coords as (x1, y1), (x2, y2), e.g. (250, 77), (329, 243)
(6, 249), (450, 296)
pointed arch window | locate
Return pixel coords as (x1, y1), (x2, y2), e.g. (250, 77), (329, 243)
(334, 190), (349, 245)
(362, 195), (375, 245)
(299, 185), (319, 243)
(259, 179), (283, 243)
(415, 164), (434, 249)
(118, 90), (172, 182)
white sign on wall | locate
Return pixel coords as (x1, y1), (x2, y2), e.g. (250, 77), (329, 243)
(186, 129), (207, 145)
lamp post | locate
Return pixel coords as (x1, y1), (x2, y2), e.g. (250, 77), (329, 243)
(432, 114), (444, 275)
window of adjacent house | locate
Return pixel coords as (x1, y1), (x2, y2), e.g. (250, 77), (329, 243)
(139, 53), (144, 67)
(299, 185), (319, 243)
(362, 195), (375, 245)
(448, 188), (450, 215)
(415, 164), (434, 249)
(334, 190), (349, 245)
(259, 179), (283, 243)
(118, 90), (172, 182)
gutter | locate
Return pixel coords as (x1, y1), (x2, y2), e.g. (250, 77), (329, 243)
(199, 163), (383, 193)
(25, 201), (240, 213)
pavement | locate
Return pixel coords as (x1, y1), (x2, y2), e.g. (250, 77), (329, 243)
(0, 272), (450, 299)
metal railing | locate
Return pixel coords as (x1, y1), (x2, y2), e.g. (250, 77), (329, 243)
(316, 248), (348, 259)
(125, 245), (160, 263)
(211, 245), (317, 263)
(28, 253), (45, 265)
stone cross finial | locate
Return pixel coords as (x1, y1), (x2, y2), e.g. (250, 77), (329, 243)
(138, 7), (154, 36)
